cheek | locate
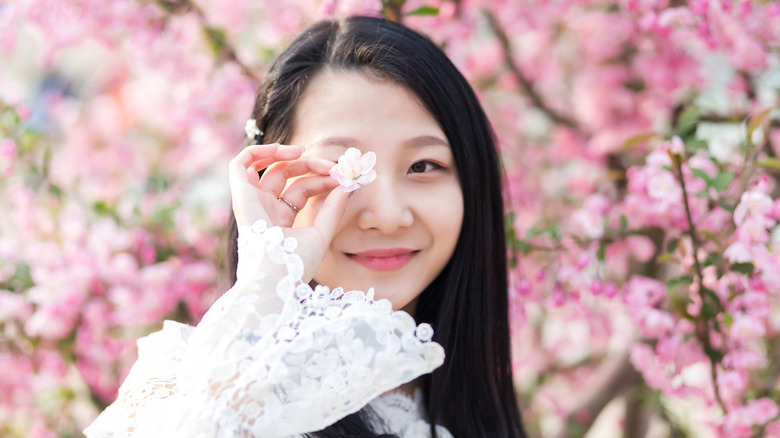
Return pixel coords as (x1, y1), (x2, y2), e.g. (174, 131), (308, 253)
(428, 187), (464, 257)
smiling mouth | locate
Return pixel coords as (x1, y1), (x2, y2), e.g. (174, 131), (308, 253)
(346, 248), (418, 272)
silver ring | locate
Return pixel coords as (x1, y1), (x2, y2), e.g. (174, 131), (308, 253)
(277, 196), (300, 213)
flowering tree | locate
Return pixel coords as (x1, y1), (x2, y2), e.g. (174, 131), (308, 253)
(1, 0), (778, 437)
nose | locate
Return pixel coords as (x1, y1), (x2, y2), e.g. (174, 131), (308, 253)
(355, 174), (413, 234)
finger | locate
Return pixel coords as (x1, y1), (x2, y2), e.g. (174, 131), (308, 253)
(230, 144), (305, 190)
(261, 158), (336, 196)
(312, 188), (350, 241)
(229, 144), (275, 189)
(232, 144), (304, 172)
(278, 175), (340, 212)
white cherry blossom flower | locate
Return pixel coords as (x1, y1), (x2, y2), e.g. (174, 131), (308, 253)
(329, 147), (377, 192)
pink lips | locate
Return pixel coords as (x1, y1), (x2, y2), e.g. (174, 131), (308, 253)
(347, 248), (417, 272)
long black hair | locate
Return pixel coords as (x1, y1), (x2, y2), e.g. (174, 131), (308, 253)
(227, 16), (526, 438)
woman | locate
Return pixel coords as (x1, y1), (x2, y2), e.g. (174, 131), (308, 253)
(86, 16), (525, 438)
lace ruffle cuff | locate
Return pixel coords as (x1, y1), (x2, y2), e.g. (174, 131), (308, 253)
(85, 220), (445, 438)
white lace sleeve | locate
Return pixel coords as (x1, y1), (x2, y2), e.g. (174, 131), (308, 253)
(84, 220), (445, 438)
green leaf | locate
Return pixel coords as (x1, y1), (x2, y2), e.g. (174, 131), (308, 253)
(684, 138), (709, 153)
(203, 27), (228, 55)
(49, 184), (64, 199)
(670, 296), (694, 320)
(748, 108), (774, 131)
(505, 212), (517, 237)
(722, 313), (733, 330)
(93, 201), (113, 216)
(406, 5), (439, 16)
(703, 345), (724, 363)
(703, 287), (721, 307)
(690, 168), (713, 186)
(718, 201), (735, 213)
(621, 132), (659, 151)
(667, 275), (693, 291)
(702, 252), (721, 267)
(655, 253), (678, 264)
(527, 223), (560, 240)
(701, 300), (717, 319)
(151, 205), (178, 231)
(756, 157), (780, 172)
(699, 230), (720, 245)
(155, 246), (177, 263)
(2, 262), (34, 292)
(700, 287), (723, 320)
(677, 106), (700, 135)
(666, 237), (679, 253)
(661, 165), (674, 173)
(597, 242), (606, 261)
(619, 214), (628, 232)
(711, 171), (734, 193)
(731, 262), (755, 275)
(146, 171), (170, 192)
(746, 107), (774, 142)
(510, 240), (532, 255)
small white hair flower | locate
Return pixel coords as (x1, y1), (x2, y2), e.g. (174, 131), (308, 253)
(245, 119), (262, 140)
(329, 147), (377, 192)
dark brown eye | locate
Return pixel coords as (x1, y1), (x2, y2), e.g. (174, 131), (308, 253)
(409, 161), (443, 174)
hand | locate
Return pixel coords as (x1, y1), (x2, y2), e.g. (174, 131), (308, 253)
(228, 143), (349, 281)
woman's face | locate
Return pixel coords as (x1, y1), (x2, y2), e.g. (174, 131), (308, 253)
(290, 70), (464, 315)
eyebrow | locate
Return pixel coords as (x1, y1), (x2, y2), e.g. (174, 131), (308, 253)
(313, 135), (449, 149)
(404, 135), (450, 149)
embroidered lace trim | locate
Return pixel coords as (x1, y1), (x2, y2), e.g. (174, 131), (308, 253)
(84, 220), (445, 438)
(369, 389), (455, 438)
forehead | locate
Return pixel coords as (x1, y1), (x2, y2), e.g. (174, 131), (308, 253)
(290, 69), (442, 141)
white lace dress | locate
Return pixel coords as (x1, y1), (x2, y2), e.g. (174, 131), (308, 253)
(83, 220), (452, 438)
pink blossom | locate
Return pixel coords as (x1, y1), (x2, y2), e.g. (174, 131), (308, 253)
(662, 136), (685, 155)
(723, 348), (767, 372)
(0, 139), (16, 176)
(0, 290), (32, 321)
(625, 235), (656, 262)
(724, 241), (752, 263)
(734, 190), (775, 227)
(329, 147), (377, 193)
(724, 398), (779, 437)
(717, 370), (747, 399)
(635, 308), (675, 338)
(728, 34), (768, 72)
(729, 313), (766, 341)
(766, 420), (780, 437)
(568, 193), (611, 239)
(630, 343), (668, 390)
(624, 275), (666, 308)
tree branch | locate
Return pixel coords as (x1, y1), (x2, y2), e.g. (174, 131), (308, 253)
(553, 349), (642, 438)
(483, 9), (581, 131)
(670, 151), (727, 414)
(154, 0), (262, 83)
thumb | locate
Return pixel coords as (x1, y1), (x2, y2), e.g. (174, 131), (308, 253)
(295, 188), (349, 283)
(312, 188), (350, 241)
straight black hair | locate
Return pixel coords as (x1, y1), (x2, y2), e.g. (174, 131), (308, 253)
(227, 16), (526, 438)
